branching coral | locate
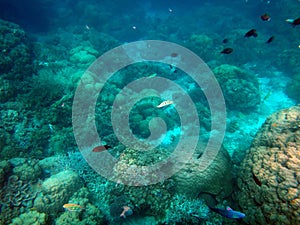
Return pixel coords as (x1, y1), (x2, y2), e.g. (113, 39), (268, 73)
(164, 195), (210, 224)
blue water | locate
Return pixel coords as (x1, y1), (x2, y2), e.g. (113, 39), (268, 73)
(0, 0), (299, 224)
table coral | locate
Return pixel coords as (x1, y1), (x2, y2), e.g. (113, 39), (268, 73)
(235, 105), (300, 225)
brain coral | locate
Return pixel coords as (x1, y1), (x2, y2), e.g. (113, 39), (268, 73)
(235, 105), (300, 225)
(173, 142), (233, 200)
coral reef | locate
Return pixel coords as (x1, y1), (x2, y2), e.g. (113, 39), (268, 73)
(9, 158), (41, 181)
(34, 170), (83, 214)
(172, 144), (233, 200)
(0, 174), (39, 224)
(164, 195), (210, 224)
(0, 160), (11, 185)
(55, 187), (105, 225)
(213, 64), (260, 111)
(0, 19), (33, 81)
(9, 210), (47, 225)
(235, 105), (300, 224)
(69, 42), (99, 68)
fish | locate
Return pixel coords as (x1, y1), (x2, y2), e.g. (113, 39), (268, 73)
(244, 29), (258, 38)
(209, 206), (245, 219)
(220, 48), (233, 54)
(147, 73), (157, 78)
(266, 36), (274, 44)
(63, 203), (84, 212)
(286, 18), (300, 27)
(222, 38), (229, 44)
(120, 206), (133, 218)
(171, 52), (178, 57)
(92, 145), (112, 152)
(156, 100), (174, 108)
(261, 13), (271, 21)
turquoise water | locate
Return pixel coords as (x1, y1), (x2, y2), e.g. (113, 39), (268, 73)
(0, 1), (299, 224)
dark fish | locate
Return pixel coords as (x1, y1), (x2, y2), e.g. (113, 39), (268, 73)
(261, 13), (271, 21)
(252, 173), (262, 186)
(244, 29), (258, 38)
(171, 52), (178, 57)
(293, 18), (300, 25)
(222, 38), (229, 44)
(92, 145), (112, 152)
(220, 48), (233, 54)
(266, 36), (274, 44)
(286, 18), (300, 27)
(209, 206), (245, 219)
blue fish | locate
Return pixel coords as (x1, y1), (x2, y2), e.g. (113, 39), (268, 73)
(209, 206), (245, 219)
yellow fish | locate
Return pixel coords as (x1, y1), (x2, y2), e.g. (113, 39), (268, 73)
(156, 100), (174, 108)
(63, 203), (84, 212)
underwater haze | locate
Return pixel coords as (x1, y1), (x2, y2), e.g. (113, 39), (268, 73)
(0, 0), (299, 224)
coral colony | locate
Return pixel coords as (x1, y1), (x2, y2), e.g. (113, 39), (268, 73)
(0, 0), (299, 224)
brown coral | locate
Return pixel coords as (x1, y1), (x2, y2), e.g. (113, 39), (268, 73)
(235, 105), (300, 225)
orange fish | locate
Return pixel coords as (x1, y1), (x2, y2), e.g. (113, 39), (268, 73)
(92, 145), (112, 152)
(63, 203), (84, 212)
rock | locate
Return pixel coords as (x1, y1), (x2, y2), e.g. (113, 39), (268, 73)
(235, 105), (300, 225)
(34, 170), (83, 213)
(172, 143), (233, 200)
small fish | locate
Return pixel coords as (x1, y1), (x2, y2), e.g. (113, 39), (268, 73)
(63, 203), (84, 212)
(169, 64), (177, 73)
(209, 206), (245, 219)
(156, 100), (174, 108)
(266, 36), (274, 44)
(120, 206), (133, 218)
(261, 13), (271, 21)
(286, 18), (300, 27)
(92, 145), (112, 152)
(147, 73), (157, 78)
(222, 38), (229, 44)
(220, 48), (233, 54)
(244, 29), (258, 38)
(171, 52), (178, 57)
(262, 90), (272, 101)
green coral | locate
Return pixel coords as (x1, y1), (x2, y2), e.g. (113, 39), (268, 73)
(34, 170), (83, 214)
(69, 42), (99, 68)
(9, 158), (42, 181)
(55, 188), (105, 225)
(10, 211), (47, 225)
(213, 64), (260, 111)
